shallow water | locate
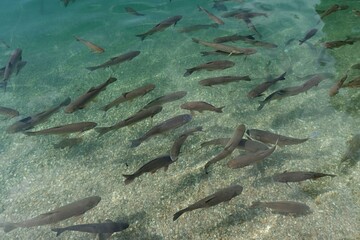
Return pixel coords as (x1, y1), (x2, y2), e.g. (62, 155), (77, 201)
(0, 0), (359, 239)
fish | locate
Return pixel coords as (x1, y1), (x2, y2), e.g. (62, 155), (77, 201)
(341, 134), (360, 164)
(181, 101), (224, 113)
(177, 23), (219, 33)
(213, 34), (255, 43)
(0, 61), (27, 81)
(246, 129), (308, 146)
(198, 5), (224, 25)
(74, 36), (104, 53)
(353, 9), (360, 17)
(222, 9), (253, 18)
(2, 48), (27, 90)
(136, 15), (182, 41)
(184, 60), (235, 77)
(0, 38), (10, 49)
(232, 12), (268, 20)
(273, 171), (336, 183)
(250, 201), (311, 215)
(239, 37), (277, 48)
(101, 83), (155, 112)
(199, 51), (245, 56)
(247, 72), (286, 98)
(342, 76), (360, 88)
(323, 39), (355, 49)
(130, 114), (192, 148)
(351, 63), (360, 70)
(124, 7), (145, 16)
(53, 138), (83, 149)
(6, 97), (71, 133)
(227, 145), (276, 169)
(97, 220), (118, 240)
(170, 126), (202, 161)
(299, 28), (318, 45)
(329, 74), (347, 96)
(64, 77), (117, 113)
(86, 51), (140, 71)
(319, 4), (341, 19)
(0, 106), (19, 118)
(142, 91), (187, 109)
(199, 75), (251, 86)
(201, 138), (269, 153)
(96, 106), (163, 136)
(61, 0), (75, 7)
(24, 122), (97, 136)
(0, 196), (101, 233)
(173, 185), (243, 221)
(192, 38), (257, 55)
(123, 155), (173, 184)
(243, 18), (262, 38)
(51, 220), (129, 237)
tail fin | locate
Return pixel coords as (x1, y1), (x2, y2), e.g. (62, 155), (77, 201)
(299, 40), (304, 45)
(136, 34), (146, 41)
(215, 106), (225, 113)
(130, 139), (141, 148)
(192, 38), (200, 44)
(1, 222), (18, 233)
(183, 69), (194, 77)
(173, 209), (186, 221)
(95, 127), (112, 137)
(86, 66), (98, 71)
(257, 101), (266, 111)
(60, 97), (71, 107)
(51, 228), (66, 237)
(123, 174), (135, 185)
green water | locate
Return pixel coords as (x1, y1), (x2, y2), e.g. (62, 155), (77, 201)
(0, 0), (359, 239)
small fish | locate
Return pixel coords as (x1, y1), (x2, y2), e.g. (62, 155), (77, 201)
(246, 129), (308, 146)
(222, 9), (253, 18)
(342, 76), (360, 88)
(101, 83), (155, 112)
(123, 155), (173, 184)
(184, 60), (235, 77)
(198, 5), (224, 25)
(201, 138), (269, 153)
(61, 0), (75, 7)
(250, 201), (311, 215)
(74, 36), (104, 53)
(0, 196), (101, 233)
(0, 106), (19, 118)
(299, 28), (318, 45)
(240, 38), (277, 48)
(96, 106), (162, 136)
(199, 75), (251, 86)
(170, 126), (202, 161)
(232, 12), (268, 20)
(136, 15), (182, 41)
(329, 74), (347, 96)
(247, 72), (286, 98)
(192, 38), (257, 55)
(353, 9), (360, 17)
(6, 97), (71, 133)
(213, 34), (255, 43)
(320, 4), (341, 19)
(173, 185), (243, 221)
(177, 23), (218, 33)
(24, 122), (97, 136)
(51, 220), (129, 237)
(53, 138), (83, 149)
(65, 77), (117, 113)
(130, 114), (192, 148)
(142, 91), (187, 109)
(273, 171), (336, 183)
(2, 48), (26, 90)
(243, 18), (262, 38)
(227, 145), (276, 169)
(181, 101), (224, 113)
(124, 7), (145, 16)
(341, 134), (360, 164)
(323, 39), (355, 49)
(351, 63), (360, 70)
(86, 51), (140, 71)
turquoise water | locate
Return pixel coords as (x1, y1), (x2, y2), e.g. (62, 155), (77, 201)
(0, 0), (359, 239)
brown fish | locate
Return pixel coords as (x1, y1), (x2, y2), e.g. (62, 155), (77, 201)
(65, 77), (117, 113)
(142, 91), (187, 109)
(198, 5), (224, 25)
(192, 38), (257, 55)
(61, 0), (75, 7)
(227, 145), (276, 169)
(101, 83), (155, 112)
(299, 28), (317, 45)
(136, 15), (182, 41)
(24, 122), (97, 136)
(184, 60), (235, 77)
(0, 106), (19, 118)
(74, 36), (104, 53)
(173, 185), (243, 221)
(0, 196), (101, 233)
(273, 171), (336, 183)
(181, 101), (224, 113)
(2, 48), (27, 90)
(123, 155), (173, 184)
(329, 74), (347, 96)
(124, 7), (145, 16)
(342, 76), (360, 88)
(201, 138), (269, 153)
(246, 129), (308, 146)
(213, 34), (255, 43)
(86, 51), (140, 71)
(177, 23), (218, 33)
(170, 126), (203, 161)
(199, 75), (251, 86)
(320, 4), (342, 19)
(247, 72), (286, 98)
(323, 39), (355, 49)
(250, 201), (311, 215)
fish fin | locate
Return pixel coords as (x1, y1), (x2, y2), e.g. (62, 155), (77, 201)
(95, 127), (111, 137)
(257, 101), (266, 111)
(192, 38), (200, 44)
(204, 196), (216, 204)
(123, 174), (135, 185)
(19, 116), (33, 123)
(299, 40), (304, 45)
(183, 69), (193, 77)
(23, 131), (35, 136)
(130, 139), (141, 148)
(86, 66), (97, 71)
(1, 222), (18, 233)
(51, 228), (65, 237)
(173, 209), (186, 221)
(164, 165), (169, 171)
(60, 97), (71, 107)
(216, 106), (225, 113)
(135, 34), (146, 41)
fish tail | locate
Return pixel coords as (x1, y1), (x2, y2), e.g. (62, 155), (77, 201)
(200, 51), (211, 56)
(299, 40), (304, 45)
(191, 38), (200, 44)
(51, 228), (66, 237)
(1, 222), (18, 233)
(130, 139), (141, 148)
(257, 101), (266, 111)
(23, 131), (35, 136)
(60, 97), (71, 107)
(95, 127), (111, 137)
(216, 106), (225, 113)
(135, 34), (146, 41)
(249, 201), (262, 209)
(173, 209), (186, 221)
(86, 66), (97, 71)
(183, 69), (194, 77)
(123, 174), (135, 185)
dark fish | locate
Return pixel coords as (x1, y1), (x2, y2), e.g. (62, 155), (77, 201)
(97, 220), (117, 240)
(181, 101), (224, 113)
(136, 15), (182, 41)
(227, 145), (276, 169)
(130, 114), (192, 148)
(123, 155), (173, 184)
(2, 48), (27, 90)
(201, 138), (269, 153)
(184, 60), (235, 77)
(86, 51), (140, 71)
(232, 12), (268, 20)
(222, 9), (252, 18)
(273, 171), (336, 183)
(199, 75), (251, 86)
(351, 63), (360, 70)
(96, 106), (163, 136)
(250, 201), (311, 215)
(299, 28), (317, 45)
(323, 39), (355, 49)
(101, 83), (155, 112)
(0, 61), (27, 88)
(65, 77), (117, 113)
(200, 51), (245, 56)
(142, 91), (187, 109)
(51, 220), (129, 237)
(246, 129), (308, 146)
(329, 74), (347, 96)
(6, 97), (70, 133)
(192, 38), (257, 55)
(74, 36), (104, 53)
(53, 138), (83, 149)
(320, 4), (341, 19)
(240, 38), (277, 48)
(341, 134), (360, 163)
(353, 9), (360, 17)
(0, 196), (101, 233)
(124, 7), (145, 16)
(170, 126), (202, 161)
(61, 0), (75, 7)
(342, 76), (360, 88)
(24, 122), (97, 136)
(213, 34), (255, 43)
(247, 72), (286, 98)
(177, 23), (218, 33)
(0, 106), (19, 118)
(243, 18), (262, 38)
(198, 5), (224, 25)
(173, 185), (243, 221)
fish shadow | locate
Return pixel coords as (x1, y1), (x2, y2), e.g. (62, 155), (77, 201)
(213, 207), (256, 230)
(171, 169), (211, 195)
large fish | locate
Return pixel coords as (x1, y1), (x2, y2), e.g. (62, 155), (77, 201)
(65, 77), (117, 113)
(198, 5), (224, 25)
(192, 38), (256, 55)
(142, 91), (187, 109)
(130, 114), (192, 148)
(250, 201), (311, 215)
(247, 72), (286, 98)
(173, 185), (243, 221)
(227, 145), (276, 169)
(0, 106), (19, 118)
(0, 196), (101, 233)
(184, 60), (235, 77)
(181, 101), (224, 113)
(273, 171), (336, 183)
(24, 122), (97, 136)
(299, 28), (318, 45)
(6, 97), (70, 133)
(123, 155), (173, 184)
(170, 126), (203, 161)
(74, 36), (104, 53)
(246, 129), (308, 146)
(199, 75), (251, 86)
(86, 51), (140, 71)
(136, 15), (182, 41)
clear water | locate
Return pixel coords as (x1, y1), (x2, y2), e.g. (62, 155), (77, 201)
(0, 0), (359, 239)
